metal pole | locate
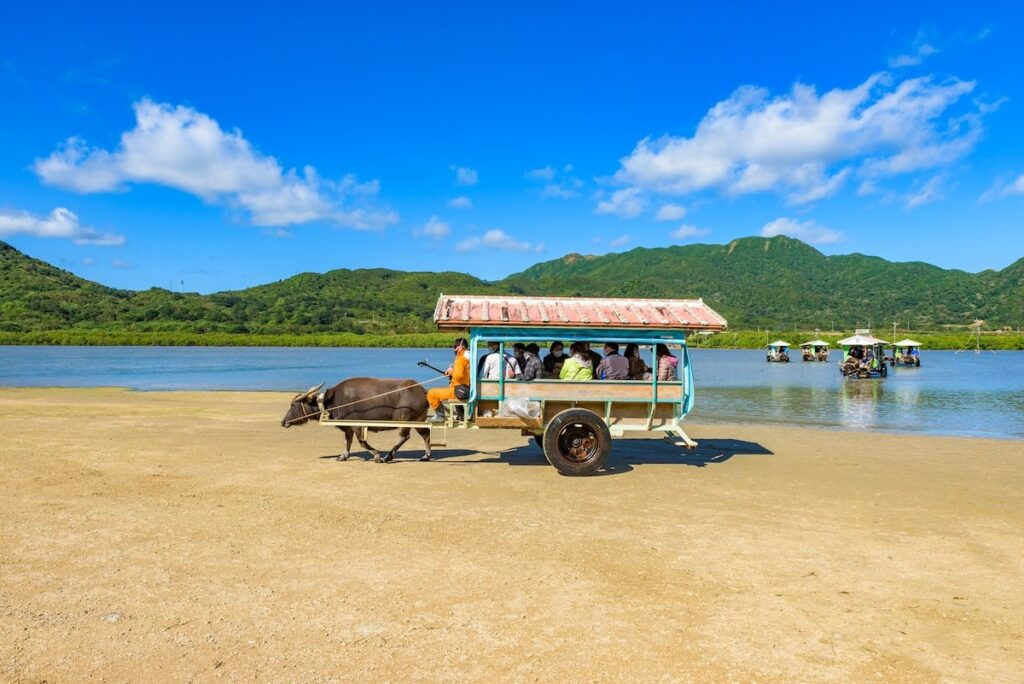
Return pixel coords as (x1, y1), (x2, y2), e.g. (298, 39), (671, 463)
(469, 335), (479, 413)
(498, 341), (506, 405)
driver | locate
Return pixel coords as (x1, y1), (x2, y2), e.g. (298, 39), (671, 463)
(427, 338), (470, 423)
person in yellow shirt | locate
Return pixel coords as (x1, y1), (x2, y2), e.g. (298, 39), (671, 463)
(427, 337), (470, 423)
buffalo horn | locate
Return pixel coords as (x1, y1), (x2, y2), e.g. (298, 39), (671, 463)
(293, 382), (324, 402)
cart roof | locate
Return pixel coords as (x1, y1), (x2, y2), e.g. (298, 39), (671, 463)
(766, 340), (791, 347)
(837, 333), (888, 345)
(893, 339), (923, 347)
(800, 339), (830, 347)
(433, 294), (727, 331)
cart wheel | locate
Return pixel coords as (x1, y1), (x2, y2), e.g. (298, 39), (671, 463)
(542, 409), (611, 476)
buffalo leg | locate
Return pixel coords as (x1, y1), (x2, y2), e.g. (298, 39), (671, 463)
(383, 428), (412, 463)
(356, 433), (383, 463)
(416, 427), (431, 461)
(337, 427), (354, 461)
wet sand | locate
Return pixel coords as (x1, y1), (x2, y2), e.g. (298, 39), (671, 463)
(1, 388), (1022, 682)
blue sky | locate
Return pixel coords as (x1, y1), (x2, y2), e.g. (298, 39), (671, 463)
(1, 2), (1022, 293)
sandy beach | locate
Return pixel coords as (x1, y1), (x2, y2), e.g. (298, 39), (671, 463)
(1, 388), (1022, 682)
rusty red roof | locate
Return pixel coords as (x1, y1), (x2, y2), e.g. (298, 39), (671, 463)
(433, 295), (727, 331)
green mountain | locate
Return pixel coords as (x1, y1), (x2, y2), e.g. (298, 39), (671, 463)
(1, 236), (1022, 335)
(503, 237), (1024, 328)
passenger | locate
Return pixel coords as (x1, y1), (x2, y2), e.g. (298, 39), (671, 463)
(518, 343), (543, 380)
(482, 342), (521, 380)
(583, 342), (603, 369)
(543, 341), (567, 378)
(559, 342), (593, 380)
(595, 342), (629, 380)
(427, 337), (471, 423)
(655, 343), (678, 381)
(624, 343), (650, 380)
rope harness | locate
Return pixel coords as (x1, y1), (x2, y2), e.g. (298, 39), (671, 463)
(284, 375), (447, 426)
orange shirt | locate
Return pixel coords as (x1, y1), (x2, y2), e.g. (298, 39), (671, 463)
(450, 352), (470, 387)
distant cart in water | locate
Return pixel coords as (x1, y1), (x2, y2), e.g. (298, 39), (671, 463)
(891, 339), (923, 367)
(837, 331), (889, 379)
(319, 294), (728, 476)
(799, 339), (830, 362)
(766, 340), (792, 363)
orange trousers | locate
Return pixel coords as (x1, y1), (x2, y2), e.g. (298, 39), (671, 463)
(427, 385), (456, 410)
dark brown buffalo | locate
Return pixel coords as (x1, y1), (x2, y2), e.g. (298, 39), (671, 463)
(281, 378), (431, 463)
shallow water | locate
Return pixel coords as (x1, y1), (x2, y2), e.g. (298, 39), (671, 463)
(1, 346), (1021, 440)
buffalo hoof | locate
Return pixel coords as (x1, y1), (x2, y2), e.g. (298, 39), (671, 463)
(337, 454), (350, 461)
(419, 454), (431, 461)
(383, 453), (395, 463)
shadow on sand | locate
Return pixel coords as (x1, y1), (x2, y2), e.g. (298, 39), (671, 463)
(320, 436), (773, 476)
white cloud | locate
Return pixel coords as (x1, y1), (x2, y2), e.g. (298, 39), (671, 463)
(525, 166), (555, 181)
(33, 99), (398, 229)
(541, 184), (579, 199)
(110, 258), (137, 269)
(671, 224), (710, 241)
(416, 215), (451, 239)
(759, 217), (842, 245)
(455, 229), (544, 253)
(447, 196), (473, 209)
(889, 35), (938, 68)
(655, 203), (687, 221)
(451, 165), (478, 186)
(595, 187), (646, 218)
(0, 207), (124, 245)
(609, 235), (631, 248)
(857, 179), (879, 196)
(904, 175), (944, 208)
(613, 72), (987, 205)
(527, 163), (583, 199)
(81, 256), (95, 266)
(980, 174), (1024, 202)
(889, 54), (923, 68)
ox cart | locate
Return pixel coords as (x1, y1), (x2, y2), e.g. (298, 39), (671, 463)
(319, 295), (727, 476)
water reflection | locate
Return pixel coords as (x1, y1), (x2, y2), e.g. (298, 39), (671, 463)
(688, 351), (1024, 439)
(838, 380), (884, 430)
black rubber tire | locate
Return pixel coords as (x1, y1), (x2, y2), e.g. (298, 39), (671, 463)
(542, 408), (611, 476)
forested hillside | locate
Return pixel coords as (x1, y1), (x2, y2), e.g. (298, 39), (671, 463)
(2, 236), (1021, 337)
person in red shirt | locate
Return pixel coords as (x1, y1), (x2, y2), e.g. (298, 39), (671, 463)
(427, 337), (470, 423)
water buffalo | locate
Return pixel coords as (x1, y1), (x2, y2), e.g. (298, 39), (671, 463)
(281, 378), (431, 463)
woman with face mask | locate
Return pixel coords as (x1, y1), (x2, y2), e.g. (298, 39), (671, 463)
(543, 341), (567, 379)
(559, 342), (594, 381)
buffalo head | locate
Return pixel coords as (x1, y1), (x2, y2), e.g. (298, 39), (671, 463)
(281, 383), (325, 428)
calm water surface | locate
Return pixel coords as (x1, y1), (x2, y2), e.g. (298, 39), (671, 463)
(1, 346), (1021, 440)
